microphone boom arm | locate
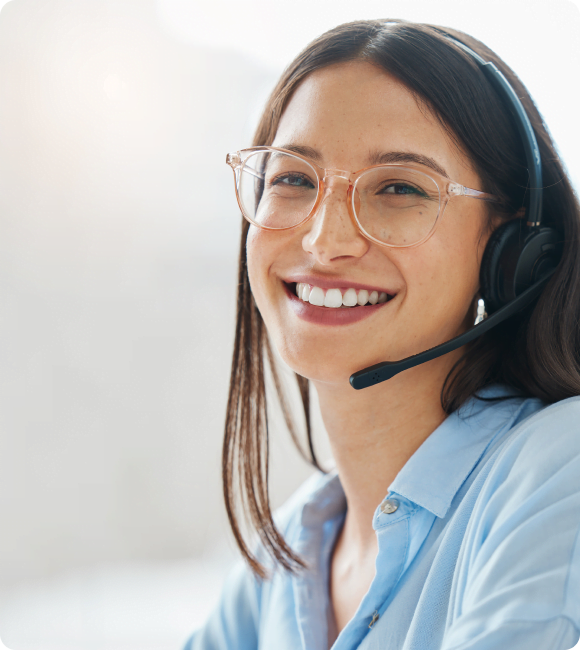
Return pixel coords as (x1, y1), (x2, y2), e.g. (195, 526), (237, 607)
(349, 274), (552, 390)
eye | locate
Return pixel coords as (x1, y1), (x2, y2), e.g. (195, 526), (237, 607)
(271, 173), (315, 189)
(380, 183), (427, 197)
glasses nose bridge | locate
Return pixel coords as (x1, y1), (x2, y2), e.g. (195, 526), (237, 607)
(319, 168), (354, 204)
(322, 167), (353, 184)
(314, 168), (356, 225)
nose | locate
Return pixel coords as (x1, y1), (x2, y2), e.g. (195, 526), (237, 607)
(301, 179), (369, 265)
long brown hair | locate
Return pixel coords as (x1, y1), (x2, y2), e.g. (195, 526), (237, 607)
(222, 19), (580, 577)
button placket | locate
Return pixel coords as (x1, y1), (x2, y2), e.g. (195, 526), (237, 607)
(339, 502), (412, 650)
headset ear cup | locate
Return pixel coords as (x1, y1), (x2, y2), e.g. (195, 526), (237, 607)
(480, 219), (522, 314)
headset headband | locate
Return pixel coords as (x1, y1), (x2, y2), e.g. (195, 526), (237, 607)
(448, 37), (543, 227)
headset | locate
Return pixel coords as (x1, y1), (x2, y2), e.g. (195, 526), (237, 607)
(350, 37), (561, 390)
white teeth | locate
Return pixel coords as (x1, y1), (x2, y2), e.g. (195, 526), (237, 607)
(342, 288), (358, 307)
(324, 288), (343, 308)
(308, 286), (325, 306)
(357, 289), (369, 306)
(294, 283), (391, 308)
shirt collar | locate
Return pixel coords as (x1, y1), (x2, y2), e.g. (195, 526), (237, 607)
(300, 470), (345, 528)
(389, 385), (524, 518)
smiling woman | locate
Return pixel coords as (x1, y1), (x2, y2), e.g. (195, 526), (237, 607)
(185, 19), (580, 650)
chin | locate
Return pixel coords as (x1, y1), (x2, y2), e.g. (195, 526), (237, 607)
(274, 338), (385, 386)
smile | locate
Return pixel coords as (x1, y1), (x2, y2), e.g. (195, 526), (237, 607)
(295, 283), (391, 308)
(284, 280), (395, 326)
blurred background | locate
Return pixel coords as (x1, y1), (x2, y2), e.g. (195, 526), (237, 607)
(0, 0), (577, 648)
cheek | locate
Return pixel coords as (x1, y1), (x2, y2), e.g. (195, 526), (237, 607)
(245, 227), (288, 323)
(402, 217), (485, 314)
(246, 227), (270, 309)
(245, 226), (260, 285)
(246, 229), (306, 371)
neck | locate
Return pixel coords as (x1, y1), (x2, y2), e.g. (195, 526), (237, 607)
(313, 352), (459, 548)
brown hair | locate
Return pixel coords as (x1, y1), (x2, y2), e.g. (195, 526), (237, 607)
(222, 19), (580, 577)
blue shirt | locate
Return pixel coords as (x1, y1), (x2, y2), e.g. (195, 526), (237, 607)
(185, 387), (580, 650)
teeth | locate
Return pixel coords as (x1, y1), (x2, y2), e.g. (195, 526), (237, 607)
(295, 284), (391, 309)
(324, 288), (343, 308)
(357, 289), (369, 306)
(308, 286), (325, 306)
(342, 288), (357, 307)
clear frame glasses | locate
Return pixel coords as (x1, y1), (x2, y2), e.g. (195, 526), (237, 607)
(226, 146), (500, 248)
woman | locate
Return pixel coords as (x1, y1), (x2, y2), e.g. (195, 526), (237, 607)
(186, 19), (580, 650)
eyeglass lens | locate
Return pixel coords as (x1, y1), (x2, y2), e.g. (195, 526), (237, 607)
(237, 150), (441, 246)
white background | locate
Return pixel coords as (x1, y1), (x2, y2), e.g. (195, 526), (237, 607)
(0, 0), (577, 648)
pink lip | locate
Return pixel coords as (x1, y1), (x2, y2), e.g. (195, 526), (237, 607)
(285, 274), (395, 295)
(283, 282), (392, 326)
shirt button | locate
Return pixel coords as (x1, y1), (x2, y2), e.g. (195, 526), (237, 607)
(380, 498), (399, 514)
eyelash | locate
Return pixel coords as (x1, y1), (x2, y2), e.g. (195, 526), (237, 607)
(270, 173), (315, 188)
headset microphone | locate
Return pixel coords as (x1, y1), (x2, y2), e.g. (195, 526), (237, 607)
(349, 270), (553, 390)
(349, 36), (561, 391)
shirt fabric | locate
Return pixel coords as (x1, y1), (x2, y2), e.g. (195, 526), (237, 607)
(184, 387), (580, 650)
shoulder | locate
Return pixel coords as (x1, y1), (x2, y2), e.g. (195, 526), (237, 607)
(518, 394), (580, 434)
(479, 397), (580, 514)
(493, 395), (580, 480)
(184, 475), (336, 648)
(466, 390), (580, 557)
(455, 397), (580, 630)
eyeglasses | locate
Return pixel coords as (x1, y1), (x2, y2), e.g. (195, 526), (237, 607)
(226, 146), (500, 248)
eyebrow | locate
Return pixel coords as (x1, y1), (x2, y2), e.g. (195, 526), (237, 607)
(277, 144), (449, 178)
(368, 150), (449, 178)
(279, 144), (323, 162)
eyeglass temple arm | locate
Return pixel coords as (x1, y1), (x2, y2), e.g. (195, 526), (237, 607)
(449, 183), (499, 202)
(239, 164), (264, 181)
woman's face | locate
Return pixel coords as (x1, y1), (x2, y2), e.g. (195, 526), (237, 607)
(246, 61), (490, 386)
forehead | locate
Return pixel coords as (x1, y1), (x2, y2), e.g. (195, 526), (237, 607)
(273, 61), (472, 177)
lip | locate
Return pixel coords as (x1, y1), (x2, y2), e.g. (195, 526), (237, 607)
(285, 274), (395, 295)
(283, 281), (392, 326)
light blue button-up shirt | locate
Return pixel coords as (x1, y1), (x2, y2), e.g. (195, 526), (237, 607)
(185, 387), (580, 650)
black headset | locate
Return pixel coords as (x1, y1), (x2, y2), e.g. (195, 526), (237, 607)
(350, 36), (561, 390)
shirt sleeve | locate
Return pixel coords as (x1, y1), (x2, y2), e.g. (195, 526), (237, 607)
(442, 399), (580, 650)
(182, 560), (261, 650)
